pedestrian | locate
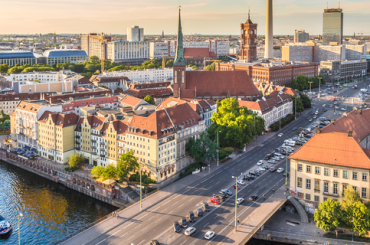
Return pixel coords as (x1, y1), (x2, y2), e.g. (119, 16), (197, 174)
(116, 211), (119, 219)
(237, 218), (240, 224)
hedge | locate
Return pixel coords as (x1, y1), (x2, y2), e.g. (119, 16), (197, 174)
(179, 162), (204, 178)
(129, 173), (156, 184)
(270, 114), (295, 131)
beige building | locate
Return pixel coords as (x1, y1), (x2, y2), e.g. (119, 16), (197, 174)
(294, 30), (309, 43)
(282, 44), (314, 63)
(289, 130), (370, 205)
(37, 112), (79, 164)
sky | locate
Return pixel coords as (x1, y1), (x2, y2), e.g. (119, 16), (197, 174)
(0, 0), (369, 36)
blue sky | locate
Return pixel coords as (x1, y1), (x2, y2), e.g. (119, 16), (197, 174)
(0, 0), (369, 35)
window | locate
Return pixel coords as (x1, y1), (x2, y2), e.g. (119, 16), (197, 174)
(333, 169), (338, 177)
(342, 184), (347, 195)
(363, 173), (368, 181)
(315, 180), (320, 191)
(343, 171), (348, 178)
(324, 197), (328, 201)
(324, 182), (328, 193)
(362, 188), (366, 198)
(297, 192), (304, 198)
(298, 164), (302, 171)
(333, 183), (338, 195)
(306, 179), (311, 189)
(353, 172), (358, 180)
(306, 194), (311, 200)
(314, 195), (320, 202)
(297, 177), (302, 187)
(315, 167), (320, 174)
(324, 168), (329, 176)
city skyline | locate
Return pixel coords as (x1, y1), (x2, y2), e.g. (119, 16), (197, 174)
(1, 0), (370, 36)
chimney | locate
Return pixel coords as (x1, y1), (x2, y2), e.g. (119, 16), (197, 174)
(331, 119), (335, 125)
(316, 127), (320, 134)
(348, 131), (353, 137)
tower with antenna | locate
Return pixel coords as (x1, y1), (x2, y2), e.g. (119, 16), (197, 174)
(240, 7), (258, 62)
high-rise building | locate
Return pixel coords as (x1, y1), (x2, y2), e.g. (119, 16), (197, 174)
(240, 9), (257, 62)
(81, 33), (111, 59)
(127, 26), (144, 42)
(265, 0), (273, 59)
(323, 8), (343, 44)
(294, 30), (309, 43)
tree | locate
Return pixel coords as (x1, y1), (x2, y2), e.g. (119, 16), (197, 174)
(85, 63), (96, 72)
(299, 92), (311, 109)
(116, 150), (139, 182)
(340, 186), (362, 227)
(0, 64), (9, 73)
(88, 56), (99, 64)
(91, 166), (105, 178)
(186, 132), (218, 163)
(144, 95), (156, 105)
(314, 199), (342, 232)
(292, 96), (304, 113)
(68, 153), (85, 169)
(351, 202), (370, 236)
(165, 59), (174, 67)
(102, 164), (117, 180)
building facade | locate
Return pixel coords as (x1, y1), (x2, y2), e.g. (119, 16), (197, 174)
(282, 44), (314, 63)
(320, 60), (367, 83)
(81, 33), (111, 59)
(104, 68), (174, 83)
(43, 49), (88, 65)
(107, 41), (150, 62)
(240, 12), (257, 62)
(294, 30), (309, 43)
(323, 8), (343, 44)
(345, 45), (367, 60)
(316, 45), (346, 63)
(0, 51), (37, 66)
(127, 26), (144, 42)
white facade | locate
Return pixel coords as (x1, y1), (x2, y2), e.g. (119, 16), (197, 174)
(4, 70), (74, 84)
(345, 45), (367, 60)
(316, 45), (346, 63)
(127, 26), (144, 42)
(104, 68), (173, 83)
(107, 42), (150, 61)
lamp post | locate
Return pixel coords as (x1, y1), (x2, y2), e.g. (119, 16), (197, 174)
(318, 77), (322, 100)
(285, 148), (288, 185)
(308, 81), (313, 93)
(18, 213), (23, 245)
(140, 169), (142, 211)
(294, 96), (297, 120)
(217, 131), (221, 167)
(232, 176), (238, 231)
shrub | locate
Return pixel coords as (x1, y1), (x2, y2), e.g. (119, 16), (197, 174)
(180, 162), (203, 178)
(223, 147), (234, 155)
(269, 114), (295, 131)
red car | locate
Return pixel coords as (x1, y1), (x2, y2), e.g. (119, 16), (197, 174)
(233, 185), (241, 190)
(210, 197), (220, 204)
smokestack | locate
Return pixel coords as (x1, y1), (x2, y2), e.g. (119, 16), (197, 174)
(264, 0), (273, 59)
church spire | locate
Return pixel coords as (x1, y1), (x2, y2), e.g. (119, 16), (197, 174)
(174, 5), (186, 66)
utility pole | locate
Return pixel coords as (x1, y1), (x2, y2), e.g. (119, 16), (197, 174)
(232, 176), (238, 231)
(254, 114), (256, 145)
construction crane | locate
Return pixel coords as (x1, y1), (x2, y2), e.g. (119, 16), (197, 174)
(357, 32), (370, 40)
(162, 53), (174, 68)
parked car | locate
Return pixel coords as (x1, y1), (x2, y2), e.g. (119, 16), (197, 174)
(210, 197), (220, 204)
(150, 240), (159, 245)
(277, 168), (284, 173)
(185, 227), (197, 236)
(214, 194), (226, 201)
(181, 217), (188, 228)
(188, 211), (195, 222)
(278, 133), (283, 137)
(202, 202), (210, 212)
(264, 154), (272, 160)
(259, 166), (266, 171)
(196, 208), (203, 217)
(267, 159), (275, 164)
(204, 231), (215, 240)
(262, 165), (269, 170)
(257, 160), (264, 165)
(173, 221), (181, 233)
(233, 184), (241, 190)
(249, 195), (258, 201)
(270, 167), (276, 172)
(237, 180), (245, 185)
(219, 189), (230, 197)
(237, 198), (244, 205)
(292, 127), (297, 131)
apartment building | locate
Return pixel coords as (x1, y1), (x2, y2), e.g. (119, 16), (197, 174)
(127, 26), (144, 42)
(0, 93), (41, 115)
(282, 44), (314, 63)
(289, 131), (370, 205)
(316, 45), (346, 63)
(37, 111), (79, 163)
(345, 45), (367, 60)
(107, 41), (150, 62)
(104, 68), (174, 83)
(239, 91), (293, 131)
(81, 33), (111, 59)
(294, 30), (309, 43)
(90, 75), (129, 90)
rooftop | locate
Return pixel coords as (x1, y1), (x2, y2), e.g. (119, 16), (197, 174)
(43, 49), (87, 58)
(0, 50), (35, 59)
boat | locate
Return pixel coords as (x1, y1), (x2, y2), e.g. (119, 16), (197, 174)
(0, 215), (12, 237)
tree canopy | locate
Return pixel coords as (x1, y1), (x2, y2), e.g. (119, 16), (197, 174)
(144, 95), (156, 105)
(207, 98), (265, 148)
(68, 153), (85, 169)
(299, 92), (311, 109)
(314, 199), (342, 232)
(186, 132), (218, 163)
(291, 75), (325, 91)
(292, 95), (304, 113)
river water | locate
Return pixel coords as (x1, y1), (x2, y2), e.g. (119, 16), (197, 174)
(0, 160), (117, 245)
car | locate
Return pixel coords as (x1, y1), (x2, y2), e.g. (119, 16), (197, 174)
(292, 127), (297, 131)
(219, 189), (229, 197)
(262, 165), (269, 169)
(335, 106), (339, 109)
(341, 108), (346, 111)
(221, 189), (232, 196)
(210, 197), (220, 204)
(278, 133), (283, 137)
(309, 119), (312, 122)
(249, 195), (258, 201)
(253, 170), (261, 176)
(296, 141), (304, 146)
(257, 160), (264, 165)
(315, 111), (319, 115)
(197, 208), (203, 217)
(173, 221), (181, 233)
(264, 154), (272, 160)
(246, 174), (255, 180)
(277, 168), (284, 173)
(204, 231), (215, 240)
(270, 167), (276, 172)
(259, 166), (266, 171)
(202, 202), (210, 212)
(267, 159), (275, 164)
(272, 156), (280, 161)
(150, 240), (159, 245)
(313, 115), (317, 119)
(185, 227), (197, 236)
(233, 184), (241, 190)
(237, 180), (245, 185)
(237, 198), (244, 205)
(180, 217), (188, 228)
(187, 211), (196, 223)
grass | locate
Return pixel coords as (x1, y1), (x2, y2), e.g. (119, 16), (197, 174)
(324, 233), (370, 243)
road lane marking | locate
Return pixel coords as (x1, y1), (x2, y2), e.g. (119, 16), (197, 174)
(137, 239), (145, 245)
(95, 239), (106, 245)
(107, 229), (121, 238)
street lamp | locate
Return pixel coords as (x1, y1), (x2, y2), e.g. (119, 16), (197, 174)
(139, 169), (143, 211)
(217, 131), (221, 167)
(285, 148), (288, 185)
(232, 176), (238, 231)
(18, 213), (23, 245)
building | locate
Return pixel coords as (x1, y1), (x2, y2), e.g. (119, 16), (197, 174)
(81, 33), (111, 59)
(265, 0), (274, 58)
(345, 45), (367, 60)
(282, 44), (314, 62)
(361, 55), (370, 75)
(106, 41), (150, 62)
(216, 61), (318, 86)
(323, 8), (343, 44)
(255, 83), (300, 97)
(238, 91), (293, 130)
(294, 30), (309, 43)
(171, 8), (260, 100)
(316, 45), (346, 63)
(123, 87), (172, 105)
(0, 51), (37, 66)
(240, 10), (257, 62)
(104, 68), (174, 83)
(289, 131), (370, 205)
(37, 111), (79, 163)
(157, 97), (217, 127)
(127, 26), (144, 42)
(320, 60), (367, 83)
(43, 49), (88, 65)
(0, 93), (41, 115)
(90, 75), (129, 90)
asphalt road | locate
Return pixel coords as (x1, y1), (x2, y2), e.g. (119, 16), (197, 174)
(86, 80), (368, 245)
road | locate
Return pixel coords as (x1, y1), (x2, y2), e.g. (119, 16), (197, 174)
(82, 80), (368, 245)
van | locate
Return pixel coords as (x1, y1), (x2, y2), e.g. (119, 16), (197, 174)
(284, 140), (296, 147)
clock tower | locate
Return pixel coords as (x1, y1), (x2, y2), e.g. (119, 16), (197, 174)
(240, 9), (257, 62)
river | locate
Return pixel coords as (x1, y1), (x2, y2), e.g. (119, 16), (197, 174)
(0, 160), (117, 245)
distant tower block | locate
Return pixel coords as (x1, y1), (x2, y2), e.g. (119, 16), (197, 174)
(264, 0), (273, 59)
(240, 8), (257, 62)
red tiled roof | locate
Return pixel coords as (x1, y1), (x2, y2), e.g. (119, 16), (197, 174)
(239, 92), (292, 114)
(38, 111), (79, 127)
(91, 76), (129, 84)
(184, 71), (260, 98)
(289, 132), (370, 169)
(123, 88), (172, 99)
(184, 48), (210, 58)
(120, 95), (143, 107)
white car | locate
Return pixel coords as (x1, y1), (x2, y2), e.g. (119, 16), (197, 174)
(267, 159), (275, 164)
(237, 198), (244, 205)
(237, 180), (245, 185)
(272, 156), (280, 161)
(259, 166), (266, 171)
(341, 108), (346, 111)
(277, 168), (284, 173)
(204, 230), (215, 240)
(185, 227), (197, 236)
(257, 160), (263, 166)
(278, 133), (283, 137)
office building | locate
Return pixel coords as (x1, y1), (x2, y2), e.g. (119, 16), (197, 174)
(323, 8), (343, 44)
(345, 45), (367, 60)
(316, 44), (345, 63)
(90, 75), (129, 90)
(282, 44), (314, 62)
(361, 55), (370, 75)
(0, 51), (37, 66)
(127, 26), (144, 42)
(104, 68), (174, 83)
(294, 30), (309, 43)
(81, 33), (111, 59)
(320, 60), (367, 83)
(107, 41), (150, 62)
(43, 49), (88, 65)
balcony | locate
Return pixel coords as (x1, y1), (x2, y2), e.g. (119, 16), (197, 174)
(75, 147), (81, 150)
(323, 192), (339, 197)
(314, 189), (320, 193)
(100, 154), (105, 157)
(91, 140), (97, 143)
(75, 135), (80, 139)
(100, 142), (105, 145)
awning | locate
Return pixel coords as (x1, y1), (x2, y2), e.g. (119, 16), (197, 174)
(30, 148), (36, 152)
(24, 145), (30, 150)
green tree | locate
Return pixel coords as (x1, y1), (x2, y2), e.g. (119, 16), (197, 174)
(7, 65), (23, 73)
(88, 56), (100, 64)
(67, 153), (85, 169)
(340, 186), (362, 227)
(314, 199), (342, 232)
(144, 95), (156, 105)
(292, 96), (304, 113)
(0, 64), (9, 73)
(186, 132), (218, 163)
(351, 202), (370, 236)
(116, 150), (139, 182)
(85, 63), (96, 72)
(102, 164), (117, 180)
(165, 59), (174, 67)
(299, 92), (311, 108)
(203, 61), (220, 71)
(91, 166), (105, 178)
